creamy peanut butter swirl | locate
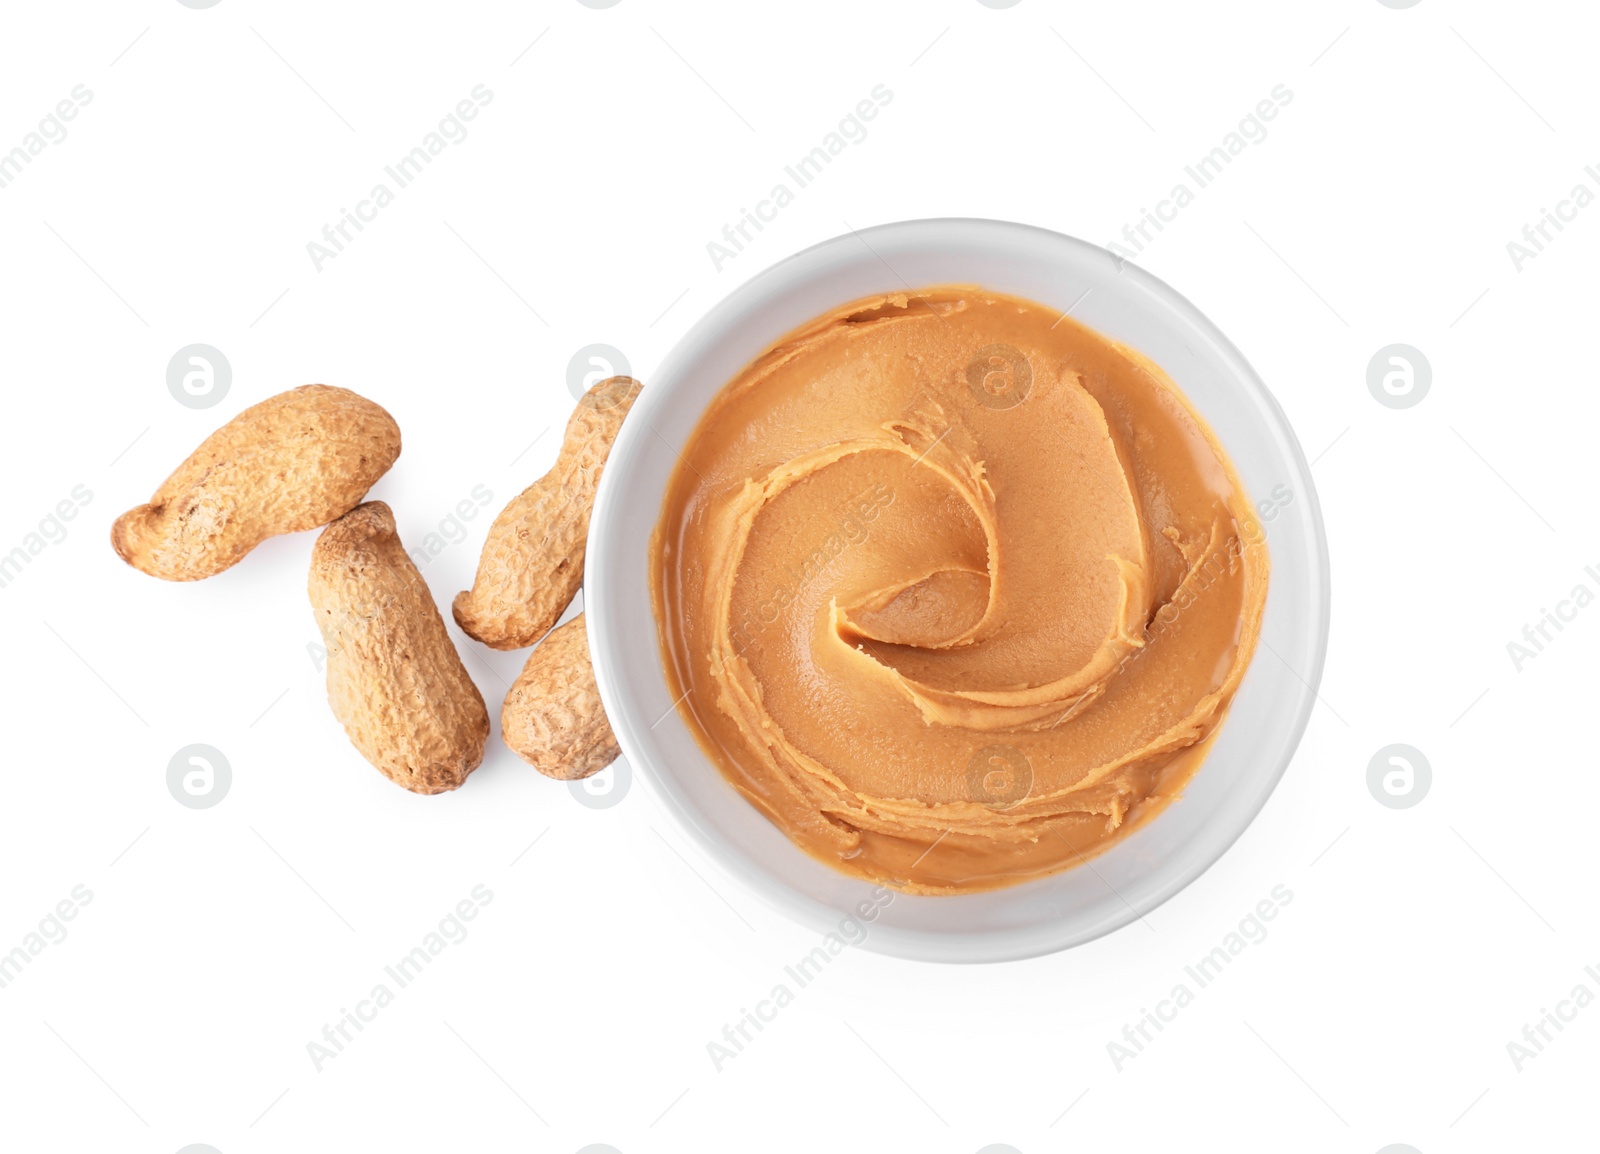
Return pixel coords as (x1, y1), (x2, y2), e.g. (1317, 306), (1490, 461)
(653, 289), (1268, 894)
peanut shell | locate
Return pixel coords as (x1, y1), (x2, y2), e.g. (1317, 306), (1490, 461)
(113, 384), (401, 581)
(310, 501), (489, 794)
(453, 377), (640, 649)
(501, 613), (618, 780)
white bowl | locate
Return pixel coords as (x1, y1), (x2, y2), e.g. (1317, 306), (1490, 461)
(587, 219), (1330, 963)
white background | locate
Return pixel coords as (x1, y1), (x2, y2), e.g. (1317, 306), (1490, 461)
(0, 1), (1594, 1151)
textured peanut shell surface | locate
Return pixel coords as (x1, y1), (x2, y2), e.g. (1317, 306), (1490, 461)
(112, 384), (401, 581)
(501, 613), (618, 781)
(453, 377), (640, 649)
(310, 502), (489, 794)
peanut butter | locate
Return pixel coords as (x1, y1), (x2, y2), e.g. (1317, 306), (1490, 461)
(652, 288), (1268, 894)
